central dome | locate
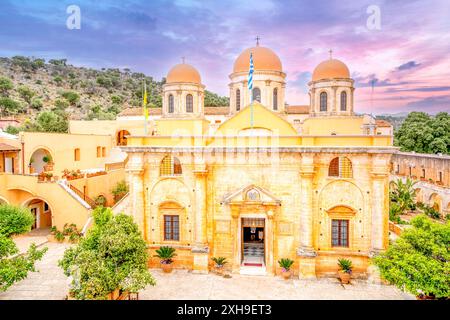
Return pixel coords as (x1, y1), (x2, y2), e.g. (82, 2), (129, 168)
(233, 46), (282, 73)
(166, 63), (201, 84)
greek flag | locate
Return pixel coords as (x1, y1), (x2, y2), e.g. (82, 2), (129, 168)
(248, 52), (254, 92)
(248, 52), (254, 127)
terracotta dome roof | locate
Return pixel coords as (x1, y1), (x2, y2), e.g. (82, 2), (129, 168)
(312, 58), (350, 81)
(233, 46), (282, 73)
(166, 63), (201, 84)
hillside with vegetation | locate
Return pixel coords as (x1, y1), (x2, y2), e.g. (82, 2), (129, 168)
(0, 56), (229, 133)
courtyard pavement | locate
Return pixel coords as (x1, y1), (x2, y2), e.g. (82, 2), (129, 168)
(0, 239), (415, 300)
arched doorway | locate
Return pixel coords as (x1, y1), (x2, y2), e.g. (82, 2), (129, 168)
(117, 130), (130, 146)
(23, 198), (53, 229)
(29, 148), (53, 174)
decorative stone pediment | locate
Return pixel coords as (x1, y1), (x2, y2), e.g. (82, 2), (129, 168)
(223, 184), (281, 205)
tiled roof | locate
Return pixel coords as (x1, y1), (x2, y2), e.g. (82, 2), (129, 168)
(375, 119), (392, 127)
(285, 105), (310, 114)
(204, 106), (230, 115)
(118, 105), (311, 116)
(0, 143), (20, 151)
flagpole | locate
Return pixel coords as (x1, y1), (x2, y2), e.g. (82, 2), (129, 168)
(143, 80), (148, 135)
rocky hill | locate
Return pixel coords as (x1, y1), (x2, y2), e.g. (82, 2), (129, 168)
(0, 56), (228, 123)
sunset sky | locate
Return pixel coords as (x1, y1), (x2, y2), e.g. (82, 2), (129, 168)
(1, 0), (449, 114)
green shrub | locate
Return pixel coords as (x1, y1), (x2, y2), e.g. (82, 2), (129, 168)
(59, 208), (155, 299)
(373, 215), (450, 299)
(111, 180), (128, 202)
(55, 231), (65, 242)
(0, 205), (34, 237)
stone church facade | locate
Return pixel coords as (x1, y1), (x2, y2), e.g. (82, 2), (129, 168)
(121, 44), (395, 278)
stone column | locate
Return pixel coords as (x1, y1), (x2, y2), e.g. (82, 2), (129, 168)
(370, 173), (388, 254)
(297, 154), (317, 278)
(191, 166), (209, 274)
(126, 153), (146, 239)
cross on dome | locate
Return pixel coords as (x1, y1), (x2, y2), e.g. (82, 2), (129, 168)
(328, 49), (333, 60)
(255, 36), (260, 46)
(181, 56), (186, 64)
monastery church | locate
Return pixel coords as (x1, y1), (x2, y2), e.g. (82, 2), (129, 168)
(116, 43), (395, 278)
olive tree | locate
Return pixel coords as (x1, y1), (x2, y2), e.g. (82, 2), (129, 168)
(59, 207), (155, 299)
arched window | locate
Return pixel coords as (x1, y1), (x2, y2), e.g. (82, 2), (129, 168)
(328, 157), (352, 178)
(186, 94), (193, 113)
(320, 92), (327, 111)
(160, 155), (182, 176)
(252, 87), (261, 103)
(340, 91), (347, 111)
(168, 94), (174, 113)
(273, 88), (278, 110)
(236, 89), (241, 111)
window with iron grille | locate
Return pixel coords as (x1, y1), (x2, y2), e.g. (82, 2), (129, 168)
(320, 92), (327, 111)
(340, 91), (347, 111)
(160, 155), (182, 176)
(328, 157), (352, 178)
(273, 88), (278, 110)
(186, 94), (193, 113)
(168, 94), (174, 113)
(236, 89), (241, 111)
(164, 215), (179, 241)
(331, 219), (349, 247)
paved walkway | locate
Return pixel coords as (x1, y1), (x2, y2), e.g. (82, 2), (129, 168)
(0, 242), (71, 300)
(140, 269), (415, 300)
(0, 241), (414, 300)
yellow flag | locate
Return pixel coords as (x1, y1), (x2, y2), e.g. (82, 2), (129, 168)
(143, 82), (148, 121)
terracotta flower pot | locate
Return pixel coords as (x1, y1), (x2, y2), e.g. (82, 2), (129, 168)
(281, 270), (291, 280)
(338, 270), (351, 284)
(215, 266), (224, 275)
(161, 262), (173, 273)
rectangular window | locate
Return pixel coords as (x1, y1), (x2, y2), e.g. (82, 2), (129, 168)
(164, 215), (179, 241)
(396, 164), (400, 174)
(438, 171), (443, 182)
(96, 146), (101, 158)
(421, 169), (426, 178)
(331, 219), (349, 247)
(409, 167), (412, 176)
(102, 147), (106, 157)
(74, 148), (80, 161)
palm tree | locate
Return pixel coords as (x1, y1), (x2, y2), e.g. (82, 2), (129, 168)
(390, 177), (417, 217)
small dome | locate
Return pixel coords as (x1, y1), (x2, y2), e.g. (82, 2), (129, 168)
(312, 58), (350, 81)
(233, 46), (282, 73)
(166, 63), (201, 84)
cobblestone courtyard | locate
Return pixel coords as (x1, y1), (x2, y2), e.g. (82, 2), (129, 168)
(0, 241), (414, 300)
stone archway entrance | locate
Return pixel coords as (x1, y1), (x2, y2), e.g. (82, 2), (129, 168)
(223, 185), (280, 275)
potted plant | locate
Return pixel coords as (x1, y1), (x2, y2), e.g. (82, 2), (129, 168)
(211, 257), (227, 275)
(43, 155), (54, 171)
(337, 258), (353, 284)
(278, 258), (294, 279)
(37, 171), (46, 182)
(45, 172), (53, 182)
(55, 231), (65, 242)
(154, 246), (176, 273)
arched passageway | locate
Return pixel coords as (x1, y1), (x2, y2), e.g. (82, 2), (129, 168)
(117, 130), (130, 146)
(29, 148), (53, 174)
(23, 198), (53, 229)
